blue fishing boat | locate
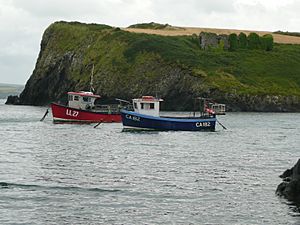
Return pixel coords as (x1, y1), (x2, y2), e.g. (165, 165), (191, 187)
(120, 96), (217, 131)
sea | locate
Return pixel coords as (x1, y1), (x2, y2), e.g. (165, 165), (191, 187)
(0, 98), (299, 225)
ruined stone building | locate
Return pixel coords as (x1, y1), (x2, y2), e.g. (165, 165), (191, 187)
(199, 32), (229, 50)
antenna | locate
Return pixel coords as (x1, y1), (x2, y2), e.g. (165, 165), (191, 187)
(90, 64), (95, 93)
(193, 98), (196, 117)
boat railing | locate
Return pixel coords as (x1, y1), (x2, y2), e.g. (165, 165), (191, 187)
(115, 98), (133, 110)
(161, 112), (215, 119)
(123, 104), (134, 111)
(93, 104), (120, 113)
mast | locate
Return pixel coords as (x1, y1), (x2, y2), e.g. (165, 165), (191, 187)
(90, 64), (95, 93)
(193, 98), (196, 117)
(198, 97), (206, 116)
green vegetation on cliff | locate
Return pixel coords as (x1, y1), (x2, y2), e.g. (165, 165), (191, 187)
(128, 22), (180, 30)
(18, 21), (300, 111)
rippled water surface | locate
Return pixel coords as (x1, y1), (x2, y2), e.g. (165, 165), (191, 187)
(0, 99), (300, 224)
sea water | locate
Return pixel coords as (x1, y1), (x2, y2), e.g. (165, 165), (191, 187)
(0, 99), (299, 225)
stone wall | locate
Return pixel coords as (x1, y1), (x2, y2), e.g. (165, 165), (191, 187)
(199, 32), (229, 50)
(218, 34), (230, 50)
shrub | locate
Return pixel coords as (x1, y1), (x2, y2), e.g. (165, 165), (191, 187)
(248, 32), (261, 50)
(238, 32), (247, 49)
(228, 33), (238, 51)
(260, 34), (274, 51)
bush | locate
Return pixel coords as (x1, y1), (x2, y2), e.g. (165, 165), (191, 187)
(238, 32), (248, 49)
(248, 32), (260, 50)
(260, 34), (274, 51)
(229, 33), (238, 51)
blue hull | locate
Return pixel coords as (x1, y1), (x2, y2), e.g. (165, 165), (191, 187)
(121, 110), (216, 131)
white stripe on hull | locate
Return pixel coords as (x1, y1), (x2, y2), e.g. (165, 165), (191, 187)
(53, 117), (96, 123)
(122, 126), (156, 131)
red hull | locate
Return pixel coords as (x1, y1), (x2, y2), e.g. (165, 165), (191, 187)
(51, 103), (121, 123)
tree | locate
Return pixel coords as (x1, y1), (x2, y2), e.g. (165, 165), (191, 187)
(248, 32), (260, 50)
(238, 32), (247, 49)
(260, 34), (274, 51)
(228, 33), (238, 51)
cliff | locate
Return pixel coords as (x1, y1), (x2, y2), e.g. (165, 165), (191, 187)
(9, 21), (300, 111)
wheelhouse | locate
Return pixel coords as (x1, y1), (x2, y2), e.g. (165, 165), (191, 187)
(67, 91), (100, 110)
(208, 103), (226, 115)
(132, 96), (163, 117)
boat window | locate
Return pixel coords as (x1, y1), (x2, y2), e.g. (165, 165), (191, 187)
(68, 95), (73, 101)
(74, 96), (79, 101)
(141, 103), (154, 110)
(83, 97), (90, 102)
(134, 102), (137, 109)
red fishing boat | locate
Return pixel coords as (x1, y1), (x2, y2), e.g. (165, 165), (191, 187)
(50, 91), (121, 123)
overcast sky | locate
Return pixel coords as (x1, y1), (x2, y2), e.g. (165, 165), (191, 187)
(0, 0), (299, 85)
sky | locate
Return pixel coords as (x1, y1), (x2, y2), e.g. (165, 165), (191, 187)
(0, 0), (300, 85)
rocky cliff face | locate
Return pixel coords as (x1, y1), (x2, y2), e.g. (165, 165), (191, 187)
(19, 52), (77, 105)
(7, 21), (300, 111)
(222, 93), (300, 112)
(10, 22), (203, 109)
(276, 159), (300, 206)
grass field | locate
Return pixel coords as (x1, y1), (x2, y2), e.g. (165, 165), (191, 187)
(124, 27), (300, 44)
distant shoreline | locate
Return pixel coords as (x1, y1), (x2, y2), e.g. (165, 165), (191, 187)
(0, 83), (24, 99)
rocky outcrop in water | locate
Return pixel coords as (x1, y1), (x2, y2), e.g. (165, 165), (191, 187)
(276, 159), (300, 204)
(5, 95), (20, 105)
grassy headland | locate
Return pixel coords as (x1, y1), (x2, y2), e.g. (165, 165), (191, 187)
(17, 21), (300, 111)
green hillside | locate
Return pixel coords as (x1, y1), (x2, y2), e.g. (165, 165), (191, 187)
(16, 21), (300, 111)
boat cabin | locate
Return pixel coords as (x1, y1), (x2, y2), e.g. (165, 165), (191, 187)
(208, 102), (226, 115)
(197, 97), (226, 115)
(132, 96), (163, 117)
(67, 91), (100, 110)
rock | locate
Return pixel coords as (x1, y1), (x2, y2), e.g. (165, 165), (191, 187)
(276, 159), (300, 204)
(280, 168), (293, 179)
(0, 182), (9, 187)
(5, 95), (20, 105)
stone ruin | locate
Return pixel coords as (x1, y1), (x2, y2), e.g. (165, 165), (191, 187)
(199, 32), (229, 50)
